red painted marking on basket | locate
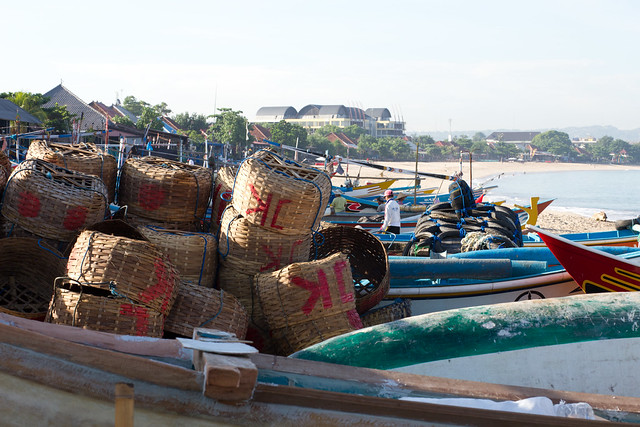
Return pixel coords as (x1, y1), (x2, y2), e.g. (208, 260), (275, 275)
(63, 206), (88, 230)
(260, 245), (283, 272)
(119, 303), (150, 335)
(138, 183), (166, 211)
(246, 184), (291, 229)
(17, 191), (41, 217)
(292, 268), (333, 315)
(346, 309), (363, 329)
(288, 239), (304, 263)
(333, 260), (354, 304)
(138, 258), (176, 313)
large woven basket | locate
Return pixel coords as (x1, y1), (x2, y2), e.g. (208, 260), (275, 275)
(360, 298), (412, 328)
(26, 140), (118, 202)
(118, 156), (213, 223)
(217, 264), (268, 331)
(218, 205), (311, 272)
(232, 150), (331, 235)
(0, 150), (11, 179)
(0, 237), (67, 319)
(164, 281), (248, 339)
(311, 225), (390, 314)
(254, 252), (362, 355)
(124, 212), (201, 233)
(1, 159), (109, 241)
(66, 229), (180, 316)
(0, 166), (6, 194)
(138, 225), (217, 288)
(47, 280), (165, 337)
(211, 166), (236, 234)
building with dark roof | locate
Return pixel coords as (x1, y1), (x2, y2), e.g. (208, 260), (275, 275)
(42, 84), (106, 131)
(255, 104), (405, 138)
(0, 98), (42, 136)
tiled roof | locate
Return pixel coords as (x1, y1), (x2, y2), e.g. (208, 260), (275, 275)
(0, 98), (42, 124)
(42, 84), (106, 130)
(250, 123), (272, 141)
(327, 132), (357, 149)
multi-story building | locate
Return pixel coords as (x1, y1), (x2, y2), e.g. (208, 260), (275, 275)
(254, 104), (405, 138)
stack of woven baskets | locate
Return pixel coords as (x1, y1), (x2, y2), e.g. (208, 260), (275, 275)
(0, 158), (109, 250)
(118, 156), (214, 231)
(0, 151), (10, 195)
(216, 149), (332, 351)
(210, 166), (235, 235)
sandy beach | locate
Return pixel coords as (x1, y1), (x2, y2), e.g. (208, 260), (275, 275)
(335, 160), (640, 234)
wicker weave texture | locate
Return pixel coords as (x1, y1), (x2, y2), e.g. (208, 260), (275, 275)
(311, 225), (390, 314)
(0, 150), (11, 179)
(0, 237), (67, 319)
(118, 156), (213, 222)
(125, 213), (201, 232)
(138, 226), (217, 288)
(66, 230), (180, 316)
(218, 205), (311, 272)
(47, 283), (165, 337)
(26, 140), (118, 202)
(1, 159), (109, 241)
(360, 298), (412, 328)
(211, 166), (235, 234)
(0, 167), (6, 194)
(164, 281), (248, 339)
(231, 150), (331, 235)
(254, 252), (362, 355)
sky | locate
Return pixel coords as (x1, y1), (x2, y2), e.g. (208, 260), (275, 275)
(4, 0), (640, 134)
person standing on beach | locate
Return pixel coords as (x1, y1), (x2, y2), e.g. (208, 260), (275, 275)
(330, 190), (347, 214)
(380, 189), (401, 234)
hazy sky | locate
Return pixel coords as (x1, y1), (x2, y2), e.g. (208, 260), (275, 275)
(4, 0), (639, 133)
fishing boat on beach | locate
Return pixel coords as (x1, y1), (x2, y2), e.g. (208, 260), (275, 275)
(292, 291), (640, 407)
(529, 224), (640, 293)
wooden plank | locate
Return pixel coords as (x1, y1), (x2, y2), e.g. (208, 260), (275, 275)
(0, 312), (189, 360)
(115, 383), (134, 427)
(251, 353), (640, 413)
(0, 322), (202, 392)
(202, 353), (257, 402)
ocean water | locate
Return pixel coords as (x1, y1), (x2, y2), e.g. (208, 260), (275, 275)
(477, 169), (640, 221)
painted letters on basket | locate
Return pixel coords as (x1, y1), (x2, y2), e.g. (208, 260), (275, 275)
(119, 303), (150, 335)
(246, 183), (291, 229)
(292, 261), (355, 316)
(17, 191), (41, 217)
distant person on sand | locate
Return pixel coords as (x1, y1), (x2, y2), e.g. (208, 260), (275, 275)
(380, 189), (401, 234)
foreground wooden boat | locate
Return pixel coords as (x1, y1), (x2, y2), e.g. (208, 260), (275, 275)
(3, 312), (635, 425)
(293, 292), (640, 411)
(385, 245), (640, 315)
(524, 227), (640, 248)
(529, 225), (640, 292)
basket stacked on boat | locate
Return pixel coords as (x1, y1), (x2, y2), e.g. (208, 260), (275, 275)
(210, 166), (236, 234)
(138, 225), (217, 288)
(0, 150), (10, 193)
(360, 298), (412, 328)
(0, 159), (109, 245)
(164, 281), (248, 339)
(254, 252), (362, 355)
(47, 221), (180, 337)
(310, 224), (390, 314)
(118, 156), (213, 231)
(217, 150), (331, 352)
(25, 140), (118, 203)
(0, 237), (67, 320)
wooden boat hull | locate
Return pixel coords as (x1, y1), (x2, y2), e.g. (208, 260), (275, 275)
(524, 227), (640, 248)
(529, 225), (640, 292)
(293, 292), (640, 399)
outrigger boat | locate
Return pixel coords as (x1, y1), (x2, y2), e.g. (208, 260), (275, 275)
(2, 311), (634, 425)
(384, 245), (640, 316)
(528, 224), (640, 293)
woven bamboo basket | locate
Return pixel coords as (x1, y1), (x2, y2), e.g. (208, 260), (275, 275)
(360, 298), (412, 328)
(0, 220), (70, 253)
(0, 237), (67, 319)
(0, 166), (6, 193)
(254, 252), (362, 355)
(118, 156), (213, 223)
(232, 150), (331, 235)
(216, 265), (267, 328)
(1, 159), (109, 241)
(47, 280), (165, 337)
(218, 205), (311, 272)
(125, 212), (201, 232)
(164, 281), (248, 339)
(26, 140), (118, 202)
(211, 166), (236, 234)
(138, 225), (217, 288)
(66, 229), (180, 316)
(311, 225), (390, 314)
(0, 150), (11, 179)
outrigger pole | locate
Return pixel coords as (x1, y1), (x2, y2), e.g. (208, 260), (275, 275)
(262, 139), (459, 182)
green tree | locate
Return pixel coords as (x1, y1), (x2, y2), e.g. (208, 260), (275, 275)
(110, 115), (135, 127)
(531, 130), (573, 157)
(492, 142), (521, 160)
(41, 103), (76, 133)
(383, 137), (412, 160)
(137, 106), (164, 131)
(122, 96), (148, 116)
(472, 132), (486, 142)
(270, 120), (308, 148)
(173, 112), (209, 132)
(0, 91), (49, 122)
(208, 108), (252, 160)
(341, 124), (367, 141)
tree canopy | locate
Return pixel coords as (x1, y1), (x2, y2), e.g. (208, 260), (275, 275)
(207, 108), (253, 160)
(531, 130), (573, 157)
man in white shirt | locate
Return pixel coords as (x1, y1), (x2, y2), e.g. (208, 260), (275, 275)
(379, 189), (401, 234)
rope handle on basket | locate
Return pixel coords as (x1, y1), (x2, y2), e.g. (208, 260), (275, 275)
(37, 239), (68, 259)
(199, 289), (225, 327)
(216, 206), (241, 258)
